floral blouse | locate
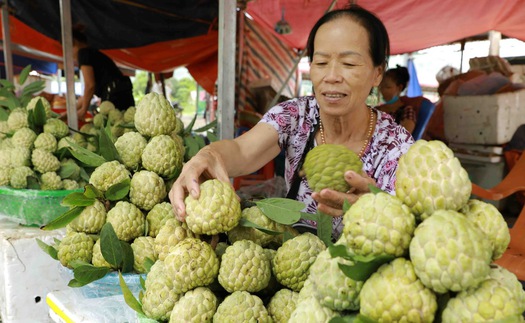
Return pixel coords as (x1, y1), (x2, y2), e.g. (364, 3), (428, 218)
(259, 96), (414, 239)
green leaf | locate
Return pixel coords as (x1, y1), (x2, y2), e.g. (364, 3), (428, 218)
(194, 134), (206, 149)
(299, 212), (318, 222)
(118, 122), (136, 129)
(193, 120), (217, 132)
(119, 272), (145, 316)
(120, 241), (135, 273)
(317, 211), (333, 247)
(36, 238), (58, 260)
(343, 199), (352, 213)
(0, 79), (14, 90)
(330, 314), (377, 323)
(32, 99), (47, 126)
(21, 81), (45, 100)
(0, 89), (20, 109)
(71, 264), (111, 285)
(0, 107), (8, 121)
(100, 222), (124, 268)
(255, 198), (305, 225)
(184, 135), (200, 161)
(139, 275), (146, 290)
(184, 113), (198, 134)
(84, 184), (104, 199)
(61, 192), (96, 207)
(26, 175), (40, 189)
(240, 218), (283, 235)
(40, 206), (85, 230)
(368, 184), (384, 194)
(18, 65), (32, 85)
(67, 139), (107, 167)
(329, 244), (395, 281)
(143, 257), (155, 273)
(58, 162), (79, 179)
(207, 131), (218, 142)
(104, 178), (130, 201)
(98, 126), (120, 162)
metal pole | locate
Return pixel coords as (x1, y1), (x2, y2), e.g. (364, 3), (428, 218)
(1, 3), (14, 83)
(59, 0), (78, 130)
(488, 30), (501, 56)
(217, 0), (236, 140)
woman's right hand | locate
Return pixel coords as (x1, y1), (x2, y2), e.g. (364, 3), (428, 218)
(168, 146), (230, 221)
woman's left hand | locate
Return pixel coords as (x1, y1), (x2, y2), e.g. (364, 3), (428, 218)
(312, 170), (376, 217)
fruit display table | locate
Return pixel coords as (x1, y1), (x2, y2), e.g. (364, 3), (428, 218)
(0, 218), (67, 323)
(46, 289), (138, 323)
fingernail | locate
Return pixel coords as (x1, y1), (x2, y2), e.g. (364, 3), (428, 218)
(191, 189), (198, 197)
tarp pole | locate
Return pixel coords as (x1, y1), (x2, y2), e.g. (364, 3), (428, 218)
(1, 3), (14, 83)
(488, 30), (501, 56)
(217, 0), (236, 140)
(59, 0), (78, 130)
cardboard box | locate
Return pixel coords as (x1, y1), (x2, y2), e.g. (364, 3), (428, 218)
(0, 219), (67, 323)
(443, 89), (525, 145)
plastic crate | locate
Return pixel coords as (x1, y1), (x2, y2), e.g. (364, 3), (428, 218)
(443, 89), (525, 145)
(0, 186), (81, 227)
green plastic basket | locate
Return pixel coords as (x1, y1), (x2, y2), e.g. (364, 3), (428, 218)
(0, 186), (81, 227)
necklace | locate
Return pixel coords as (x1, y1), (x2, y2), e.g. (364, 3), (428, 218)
(319, 108), (375, 158)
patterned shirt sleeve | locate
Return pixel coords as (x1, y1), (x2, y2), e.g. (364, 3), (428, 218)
(402, 105), (417, 123)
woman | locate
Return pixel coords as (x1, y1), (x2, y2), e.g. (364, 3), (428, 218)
(377, 65), (417, 133)
(70, 27), (135, 120)
(169, 5), (414, 239)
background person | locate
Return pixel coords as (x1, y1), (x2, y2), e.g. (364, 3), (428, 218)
(377, 65), (417, 133)
(65, 25), (135, 121)
(169, 5), (414, 239)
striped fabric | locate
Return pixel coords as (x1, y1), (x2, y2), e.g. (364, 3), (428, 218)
(237, 16), (301, 119)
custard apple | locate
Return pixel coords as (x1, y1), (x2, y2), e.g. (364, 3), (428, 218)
(98, 101), (115, 115)
(91, 239), (117, 269)
(213, 291), (271, 323)
(360, 257), (438, 322)
(308, 248), (363, 311)
(68, 199), (106, 234)
(11, 127), (36, 150)
(442, 278), (523, 322)
(163, 238), (219, 294)
(62, 179), (80, 190)
(142, 260), (180, 321)
(0, 168), (9, 186)
(0, 120), (9, 139)
(34, 132), (57, 153)
(9, 166), (35, 188)
(218, 239), (271, 293)
(288, 296), (339, 323)
(43, 118), (69, 139)
(7, 108), (28, 131)
(107, 109), (123, 125)
(10, 147), (30, 167)
(342, 192), (415, 257)
(114, 131), (147, 170)
(130, 236), (157, 273)
(40, 172), (63, 190)
(154, 218), (197, 261)
(123, 106), (136, 123)
(89, 160), (130, 192)
(141, 134), (183, 178)
(32, 148), (61, 173)
(169, 287), (217, 323)
(146, 202), (175, 238)
(57, 232), (94, 268)
(26, 96), (52, 118)
(135, 92), (177, 137)
(129, 170), (167, 211)
(105, 201), (145, 242)
(409, 209), (492, 293)
(185, 179), (241, 235)
(395, 140), (471, 221)
(488, 264), (525, 313)
(227, 206), (281, 247)
(267, 288), (300, 323)
(303, 143), (363, 192)
(460, 199), (511, 260)
(92, 113), (106, 129)
(272, 232), (326, 292)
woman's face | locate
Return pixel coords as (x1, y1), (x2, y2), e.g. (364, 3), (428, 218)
(309, 17), (383, 116)
(378, 76), (403, 102)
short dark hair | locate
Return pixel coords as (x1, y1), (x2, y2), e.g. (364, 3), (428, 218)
(385, 65), (410, 90)
(306, 5), (390, 69)
(72, 24), (88, 43)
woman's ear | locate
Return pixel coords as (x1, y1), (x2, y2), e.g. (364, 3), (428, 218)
(372, 65), (384, 87)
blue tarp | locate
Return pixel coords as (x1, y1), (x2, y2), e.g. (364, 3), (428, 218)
(407, 58), (422, 97)
(0, 52), (58, 78)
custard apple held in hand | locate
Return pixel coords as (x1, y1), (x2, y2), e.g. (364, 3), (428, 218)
(341, 192), (415, 257)
(185, 179), (242, 235)
(57, 232), (94, 269)
(303, 143), (363, 192)
(163, 238), (219, 294)
(169, 287), (217, 323)
(142, 260), (180, 321)
(409, 210), (492, 294)
(395, 140), (471, 221)
(218, 239), (271, 293)
(134, 92), (177, 137)
(460, 199), (511, 260)
(89, 160), (131, 193)
(272, 232), (326, 292)
(105, 201), (145, 242)
(129, 170), (167, 211)
(359, 257), (438, 323)
(213, 291), (272, 323)
(141, 134), (183, 179)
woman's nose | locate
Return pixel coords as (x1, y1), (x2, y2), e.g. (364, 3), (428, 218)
(324, 63), (342, 82)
